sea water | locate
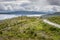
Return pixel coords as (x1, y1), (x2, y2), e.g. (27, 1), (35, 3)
(0, 11), (47, 20)
(0, 14), (43, 20)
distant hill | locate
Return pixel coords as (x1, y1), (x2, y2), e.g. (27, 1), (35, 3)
(42, 12), (60, 18)
(0, 11), (48, 15)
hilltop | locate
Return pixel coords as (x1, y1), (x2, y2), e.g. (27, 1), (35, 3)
(0, 16), (60, 40)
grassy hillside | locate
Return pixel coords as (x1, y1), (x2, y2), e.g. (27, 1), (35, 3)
(0, 16), (60, 40)
(47, 16), (60, 24)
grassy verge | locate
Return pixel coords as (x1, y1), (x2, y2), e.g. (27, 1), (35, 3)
(47, 16), (60, 24)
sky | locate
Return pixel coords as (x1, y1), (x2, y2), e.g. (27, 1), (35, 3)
(0, 0), (60, 20)
(0, 0), (60, 12)
(0, 0), (60, 5)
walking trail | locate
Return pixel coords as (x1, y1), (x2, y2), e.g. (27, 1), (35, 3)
(43, 19), (60, 28)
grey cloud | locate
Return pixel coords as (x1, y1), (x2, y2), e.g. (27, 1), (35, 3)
(0, 0), (16, 2)
(0, 0), (60, 12)
(29, 0), (60, 6)
(47, 0), (60, 6)
(1, 0), (60, 6)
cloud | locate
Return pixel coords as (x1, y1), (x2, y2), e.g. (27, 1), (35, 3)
(0, 0), (60, 12)
(47, 0), (60, 6)
(29, 0), (49, 6)
(0, 0), (23, 1)
(0, 0), (30, 11)
(0, 0), (60, 6)
(0, 0), (15, 2)
(29, 0), (60, 6)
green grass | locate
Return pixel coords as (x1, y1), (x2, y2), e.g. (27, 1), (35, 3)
(0, 16), (60, 40)
(47, 16), (60, 24)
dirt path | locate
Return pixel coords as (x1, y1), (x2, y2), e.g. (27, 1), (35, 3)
(43, 19), (60, 28)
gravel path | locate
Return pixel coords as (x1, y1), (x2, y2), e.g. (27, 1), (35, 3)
(43, 19), (60, 28)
